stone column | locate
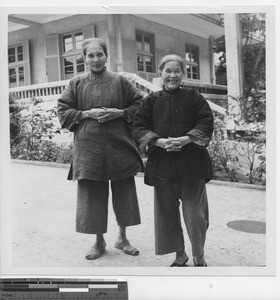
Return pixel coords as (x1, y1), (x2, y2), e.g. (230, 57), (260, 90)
(114, 15), (124, 72)
(224, 13), (244, 119)
(209, 36), (216, 85)
(107, 15), (115, 71)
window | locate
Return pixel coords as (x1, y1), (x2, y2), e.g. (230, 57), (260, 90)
(61, 31), (85, 79)
(8, 45), (23, 64)
(185, 45), (200, 80)
(8, 43), (29, 88)
(136, 32), (155, 73)
(9, 66), (25, 88)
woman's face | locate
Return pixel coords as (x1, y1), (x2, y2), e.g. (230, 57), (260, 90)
(84, 43), (107, 73)
(161, 61), (184, 91)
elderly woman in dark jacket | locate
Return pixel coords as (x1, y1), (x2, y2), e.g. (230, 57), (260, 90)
(57, 38), (144, 260)
(133, 54), (213, 267)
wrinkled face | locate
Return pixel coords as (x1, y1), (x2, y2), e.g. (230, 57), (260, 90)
(84, 43), (107, 73)
(161, 61), (184, 91)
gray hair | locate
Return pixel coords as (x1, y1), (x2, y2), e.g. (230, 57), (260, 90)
(158, 54), (186, 75)
(82, 38), (108, 57)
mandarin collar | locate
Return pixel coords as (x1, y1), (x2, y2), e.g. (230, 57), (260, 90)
(88, 67), (107, 79)
(85, 68), (116, 83)
(162, 86), (182, 94)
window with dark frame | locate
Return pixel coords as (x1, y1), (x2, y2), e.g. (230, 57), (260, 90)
(136, 31), (155, 73)
(8, 45), (25, 88)
(61, 31), (85, 80)
(185, 45), (200, 80)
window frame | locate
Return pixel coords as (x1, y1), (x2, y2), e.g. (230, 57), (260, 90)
(8, 43), (28, 88)
(136, 31), (155, 74)
(185, 44), (200, 80)
(9, 65), (25, 88)
(8, 44), (24, 65)
(61, 30), (86, 80)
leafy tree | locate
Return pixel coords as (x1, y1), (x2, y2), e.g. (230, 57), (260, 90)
(214, 13), (266, 123)
(240, 13), (266, 98)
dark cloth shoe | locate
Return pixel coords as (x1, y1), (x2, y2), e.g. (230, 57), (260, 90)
(170, 256), (189, 267)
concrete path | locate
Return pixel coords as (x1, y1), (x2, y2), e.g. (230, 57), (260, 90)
(7, 160), (266, 271)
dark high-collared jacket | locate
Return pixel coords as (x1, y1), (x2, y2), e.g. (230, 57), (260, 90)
(133, 87), (214, 186)
(57, 69), (144, 181)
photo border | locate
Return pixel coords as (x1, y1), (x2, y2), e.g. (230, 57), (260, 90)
(1, 1), (279, 299)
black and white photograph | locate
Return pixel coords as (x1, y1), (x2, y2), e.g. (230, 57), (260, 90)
(0, 1), (279, 299)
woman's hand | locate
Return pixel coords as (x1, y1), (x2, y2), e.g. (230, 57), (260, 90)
(97, 108), (124, 123)
(170, 136), (193, 148)
(81, 108), (106, 120)
(151, 138), (180, 152)
(152, 136), (193, 152)
(81, 108), (124, 123)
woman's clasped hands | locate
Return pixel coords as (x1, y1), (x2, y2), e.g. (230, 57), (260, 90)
(153, 136), (193, 152)
(86, 107), (124, 123)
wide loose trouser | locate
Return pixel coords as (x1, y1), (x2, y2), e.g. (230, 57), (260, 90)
(76, 177), (141, 234)
(154, 179), (209, 257)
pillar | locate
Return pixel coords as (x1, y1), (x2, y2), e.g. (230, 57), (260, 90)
(224, 13), (244, 119)
(114, 15), (124, 72)
(209, 36), (216, 85)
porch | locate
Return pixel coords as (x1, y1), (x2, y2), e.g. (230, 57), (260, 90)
(9, 72), (228, 115)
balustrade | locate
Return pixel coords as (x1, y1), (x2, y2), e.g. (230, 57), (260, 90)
(9, 80), (69, 102)
(9, 73), (227, 114)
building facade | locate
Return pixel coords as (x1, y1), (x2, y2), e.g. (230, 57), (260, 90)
(8, 13), (230, 111)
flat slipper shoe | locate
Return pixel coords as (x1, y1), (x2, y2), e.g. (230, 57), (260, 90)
(85, 246), (105, 260)
(114, 239), (139, 256)
(193, 256), (207, 267)
(170, 258), (189, 267)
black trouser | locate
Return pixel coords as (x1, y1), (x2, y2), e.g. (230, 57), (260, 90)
(76, 177), (141, 234)
(154, 179), (209, 258)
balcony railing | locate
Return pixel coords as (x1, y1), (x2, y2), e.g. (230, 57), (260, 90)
(9, 80), (69, 102)
(9, 73), (227, 114)
(181, 80), (228, 110)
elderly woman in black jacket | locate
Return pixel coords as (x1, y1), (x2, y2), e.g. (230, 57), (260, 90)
(133, 54), (213, 267)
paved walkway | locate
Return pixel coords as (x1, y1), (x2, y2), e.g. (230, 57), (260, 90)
(7, 160), (266, 271)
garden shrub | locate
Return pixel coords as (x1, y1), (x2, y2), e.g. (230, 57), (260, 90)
(10, 96), (265, 185)
(208, 110), (266, 185)
(207, 112), (239, 182)
(10, 97), (62, 162)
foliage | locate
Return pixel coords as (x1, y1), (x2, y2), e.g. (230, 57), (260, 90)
(10, 96), (74, 164)
(9, 94), (25, 148)
(229, 89), (266, 123)
(213, 13), (266, 123)
(10, 96), (265, 185)
(214, 13), (265, 95)
(210, 13), (266, 185)
(207, 110), (266, 185)
(240, 13), (266, 98)
(207, 112), (238, 182)
(10, 97), (62, 162)
(230, 122), (266, 185)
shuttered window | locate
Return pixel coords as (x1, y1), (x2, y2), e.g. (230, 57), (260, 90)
(8, 41), (30, 88)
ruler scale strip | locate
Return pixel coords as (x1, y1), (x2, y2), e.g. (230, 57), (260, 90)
(0, 278), (128, 299)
